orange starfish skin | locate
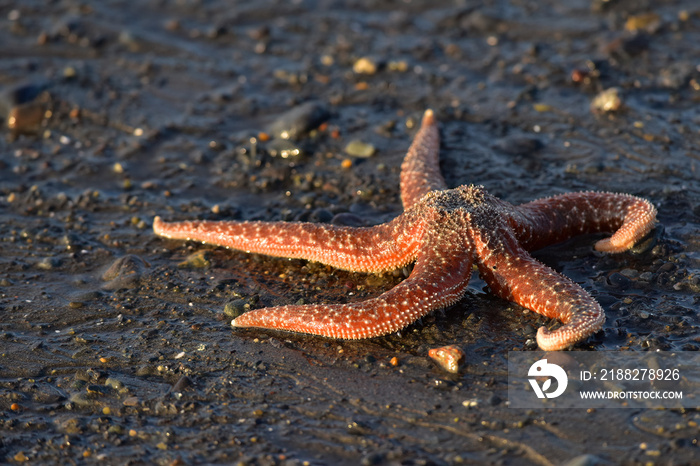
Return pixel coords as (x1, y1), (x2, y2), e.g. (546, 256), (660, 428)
(153, 214), (424, 274)
(154, 110), (657, 350)
(400, 109), (446, 208)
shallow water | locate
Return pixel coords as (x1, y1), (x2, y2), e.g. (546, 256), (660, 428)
(1, 0), (699, 464)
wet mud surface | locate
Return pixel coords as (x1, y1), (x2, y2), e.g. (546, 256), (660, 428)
(1, 1), (699, 464)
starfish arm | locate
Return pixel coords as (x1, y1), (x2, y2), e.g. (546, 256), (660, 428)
(232, 222), (473, 339)
(474, 228), (604, 351)
(513, 192), (657, 253)
(400, 109), (447, 210)
(153, 214), (423, 273)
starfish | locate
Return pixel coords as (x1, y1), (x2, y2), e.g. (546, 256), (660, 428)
(153, 110), (657, 350)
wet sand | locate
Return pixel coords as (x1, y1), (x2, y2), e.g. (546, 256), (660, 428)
(1, 1), (699, 464)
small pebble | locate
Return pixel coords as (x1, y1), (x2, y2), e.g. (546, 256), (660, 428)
(0, 81), (50, 134)
(388, 60), (408, 72)
(105, 377), (125, 391)
(171, 375), (192, 393)
(353, 57), (380, 75)
(624, 13), (661, 33)
(630, 224), (661, 254)
(267, 101), (330, 140)
(267, 138), (302, 158)
(224, 298), (249, 319)
(428, 345), (465, 373)
(178, 250), (210, 269)
(344, 140), (376, 158)
(591, 88), (622, 113)
(462, 398), (479, 408)
(36, 257), (59, 270)
(102, 255), (148, 290)
(108, 425), (124, 435)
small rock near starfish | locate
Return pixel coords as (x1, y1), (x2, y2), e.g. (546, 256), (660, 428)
(101, 254), (149, 291)
(266, 101), (330, 140)
(428, 345), (466, 373)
